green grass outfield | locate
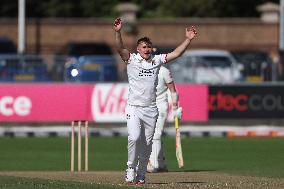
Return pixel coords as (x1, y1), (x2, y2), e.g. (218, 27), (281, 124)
(0, 137), (284, 188)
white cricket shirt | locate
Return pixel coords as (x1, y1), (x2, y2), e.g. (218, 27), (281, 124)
(156, 66), (173, 103)
(126, 53), (167, 106)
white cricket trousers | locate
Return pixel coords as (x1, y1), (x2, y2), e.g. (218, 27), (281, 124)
(125, 104), (158, 177)
(149, 99), (168, 169)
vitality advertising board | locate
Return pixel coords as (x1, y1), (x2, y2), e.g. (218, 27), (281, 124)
(0, 83), (208, 122)
(91, 84), (208, 122)
(0, 84), (90, 122)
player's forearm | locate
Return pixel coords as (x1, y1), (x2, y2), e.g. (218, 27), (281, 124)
(115, 31), (130, 61)
(167, 38), (192, 62)
(171, 91), (179, 108)
(167, 83), (179, 107)
(173, 38), (191, 57)
(115, 31), (125, 50)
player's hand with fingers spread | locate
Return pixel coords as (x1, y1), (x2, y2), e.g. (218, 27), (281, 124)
(186, 26), (197, 40)
(113, 18), (122, 32)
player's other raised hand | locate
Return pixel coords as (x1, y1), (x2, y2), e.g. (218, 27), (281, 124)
(114, 18), (122, 32)
(186, 26), (197, 40)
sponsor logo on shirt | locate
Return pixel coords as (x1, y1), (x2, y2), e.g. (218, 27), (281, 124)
(126, 114), (131, 120)
(139, 69), (155, 77)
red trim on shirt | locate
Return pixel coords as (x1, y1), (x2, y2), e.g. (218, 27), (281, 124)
(126, 52), (131, 61)
(165, 54), (168, 63)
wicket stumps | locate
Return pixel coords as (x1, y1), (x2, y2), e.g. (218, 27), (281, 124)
(71, 120), (88, 172)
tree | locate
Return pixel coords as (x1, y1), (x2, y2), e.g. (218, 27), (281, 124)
(0, 0), (280, 18)
(135, 0), (280, 18)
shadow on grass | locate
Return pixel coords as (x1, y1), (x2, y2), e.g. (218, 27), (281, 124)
(165, 169), (216, 173)
(184, 169), (216, 172)
(148, 181), (205, 185)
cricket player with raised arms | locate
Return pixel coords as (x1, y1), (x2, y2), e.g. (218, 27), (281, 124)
(113, 17), (197, 185)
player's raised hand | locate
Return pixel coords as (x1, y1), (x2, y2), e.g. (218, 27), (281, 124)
(186, 26), (197, 40)
(113, 18), (122, 32)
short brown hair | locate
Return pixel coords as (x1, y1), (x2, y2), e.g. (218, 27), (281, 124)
(137, 37), (152, 46)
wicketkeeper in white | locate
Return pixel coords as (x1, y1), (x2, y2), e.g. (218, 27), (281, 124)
(113, 18), (197, 185)
(147, 65), (182, 173)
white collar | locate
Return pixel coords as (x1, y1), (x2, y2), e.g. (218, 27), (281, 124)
(136, 53), (153, 62)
